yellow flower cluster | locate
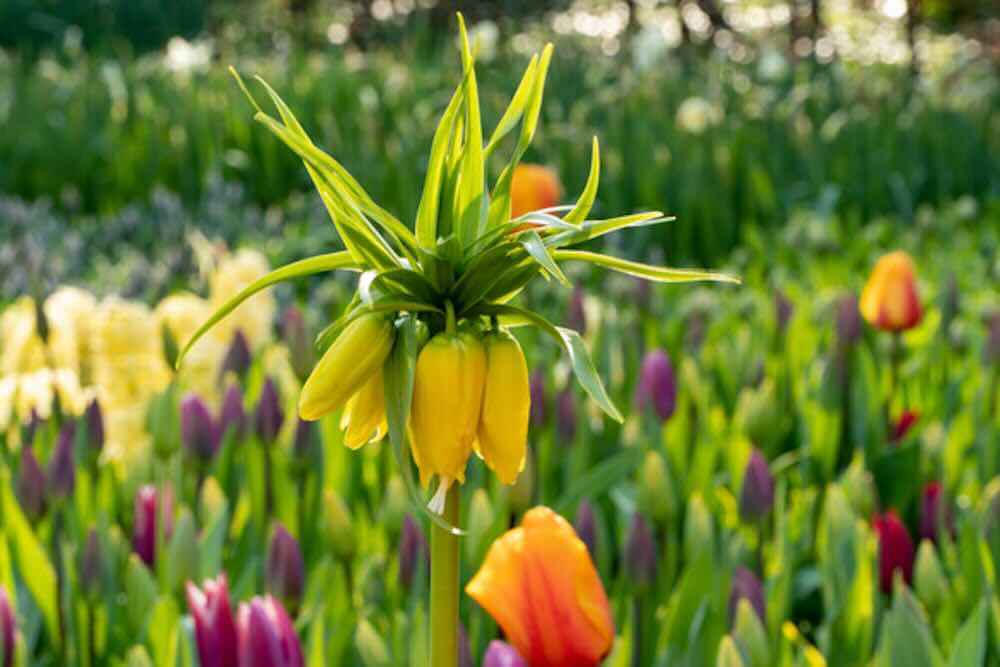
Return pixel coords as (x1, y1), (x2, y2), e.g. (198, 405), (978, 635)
(156, 292), (222, 401)
(208, 248), (275, 350)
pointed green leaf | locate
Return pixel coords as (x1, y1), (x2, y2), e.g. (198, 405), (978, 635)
(521, 231), (570, 286)
(546, 211), (671, 248)
(552, 250), (741, 285)
(563, 137), (600, 224)
(454, 14), (486, 249)
(483, 54), (538, 159)
(415, 71), (467, 248)
(947, 600), (986, 667)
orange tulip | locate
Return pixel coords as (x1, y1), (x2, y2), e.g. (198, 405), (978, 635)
(511, 164), (562, 220)
(466, 506), (614, 667)
(860, 251), (922, 332)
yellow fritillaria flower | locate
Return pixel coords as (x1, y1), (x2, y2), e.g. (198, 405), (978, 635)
(340, 369), (388, 450)
(475, 330), (530, 485)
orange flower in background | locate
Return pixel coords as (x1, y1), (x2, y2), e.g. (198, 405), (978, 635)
(860, 251), (923, 332)
(466, 506), (614, 667)
(511, 164), (562, 220)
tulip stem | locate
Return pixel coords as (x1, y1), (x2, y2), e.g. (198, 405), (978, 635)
(430, 484), (460, 667)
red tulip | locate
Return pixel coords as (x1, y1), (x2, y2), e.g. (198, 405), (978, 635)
(874, 510), (914, 594)
(891, 410), (919, 443)
(860, 251), (922, 332)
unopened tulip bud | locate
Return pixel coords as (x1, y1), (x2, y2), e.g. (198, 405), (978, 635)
(283, 306), (314, 384)
(1, 586), (15, 667)
(458, 623), (473, 667)
(255, 377), (284, 444)
(125, 647), (154, 667)
(528, 369), (547, 428)
(574, 499), (598, 560)
(639, 450), (677, 524)
(133, 485), (174, 567)
(860, 251), (923, 332)
(739, 449), (774, 523)
(399, 515), (428, 592)
(83, 398), (104, 456)
(873, 510), (914, 594)
(919, 482), (953, 544)
(984, 312), (1000, 366)
(717, 636), (746, 667)
(842, 462), (875, 519)
(483, 640), (529, 667)
(17, 446), (46, 521)
(891, 410), (919, 443)
(268, 524), (305, 612)
(566, 287), (587, 335)
(48, 422), (76, 502)
(186, 575), (238, 667)
(236, 595), (304, 667)
(289, 418), (314, 466)
(218, 383), (246, 442)
(914, 541), (948, 609)
(636, 349), (677, 422)
(836, 294), (862, 345)
(354, 619), (391, 666)
(219, 329), (251, 382)
(510, 163), (562, 219)
(182, 393), (220, 464)
(732, 598), (770, 666)
(684, 493), (715, 561)
(728, 566), (766, 625)
(323, 490), (356, 563)
(624, 513), (658, 591)
(79, 528), (104, 601)
(774, 289), (794, 336)
(555, 389), (577, 442)
(21, 409), (42, 447)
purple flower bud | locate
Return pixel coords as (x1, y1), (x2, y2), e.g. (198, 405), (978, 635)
(133, 485), (174, 567)
(739, 449), (774, 522)
(79, 528), (103, 599)
(182, 393), (221, 464)
(219, 329), (252, 382)
(566, 287), (587, 334)
(187, 575), (239, 667)
(83, 398), (104, 454)
(21, 408), (42, 446)
(635, 349), (677, 422)
(458, 623), (473, 667)
(399, 515), (427, 592)
(236, 595), (304, 667)
(919, 482), (954, 544)
(483, 640), (529, 667)
(574, 500), (598, 560)
(292, 418), (315, 462)
(984, 311), (1000, 366)
(836, 294), (862, 345)
(219, 384), (246, 441)
(728, 566), (766, 625)
(17, 446), (46, 521)
(624, 513), (657, 590)
(775, 289), (794, 335)
(47, 422), (76, 501)
(529, 369), (547, 428)
(283, 306), (314, 383)
(555, 389), (577, 442)
(1, 585), (15, 667)
(267, 524), (305, 612)
(255, 377), (284, 444)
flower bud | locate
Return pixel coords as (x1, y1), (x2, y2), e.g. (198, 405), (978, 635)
(79, 528), (104, 601)
(774, 289), (793, 336)
(17, 446), (47, 521)
(218, 383), (246, 442)
(732, 598), (770, 666)
(255, 377), (284, 444)
(483, 640), (529, 667)
(20, 409), (42, 448)
(873, 510), (914, 594)
(354, 619), (391, 667)
(161, 323), (179, 370)
(891, 410), (919, 443)
(913, 541), (948, 609)
(47, 422), (76, 502)
(684, 492), (714, 562)
(573, 499), (598, 560)
(323, 490), (356, 563)
(182, 393), (220, 464)
(919, 481), (953, 544)
(1, 586), (15, 667)
(842, 462), (875, 519)
(219, 329), (251, 383)
(716, 636), (746, 667)
(187, 575), (238, 667)
(860, 251), (923, 332)
(125, 647), (154, 667)
(291, 418), (315, 464)
(510, 163), (562, 219)
(267, 523), (305, 612)
(476, 331), (530, 485)
(340, 368), (387, 449)
(984, 311), (1000, 366)
(458, 623), (473, 667)
(623, 513), (657, 591)
(399, 515), (428, 592)
(739, 449), (774, 523)
(528, 369), (547, 428)
(565, 287), (587, 335)
(299, 313), (394, 421)
(836, 294), (862, 345)
(282, 306), (314, 383)
(635, 349), (677, 422)
(133, 485), (174, 567)
(236, 595), (304, 667)
(728, 566), (766, 625)
(638, 450), (677, 524)
(555, 389), (577, 442)
(83, 398), (104, 455)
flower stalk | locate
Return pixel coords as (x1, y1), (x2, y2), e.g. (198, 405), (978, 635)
(430, 485), (460, 667)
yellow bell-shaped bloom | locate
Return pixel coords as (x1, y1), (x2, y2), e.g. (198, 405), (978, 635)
(476, 331), (530, 485)
(409, 331), (486, 501)
(299, 314), (394, 421)
(340, 369), (387, 449)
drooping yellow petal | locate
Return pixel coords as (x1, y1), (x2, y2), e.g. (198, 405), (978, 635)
(341, 369), (387, 449)
(477, 331), (529, 485)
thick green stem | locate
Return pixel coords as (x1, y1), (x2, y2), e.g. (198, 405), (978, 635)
(445, 300), (457, 335)
(430, 486), (460, 667)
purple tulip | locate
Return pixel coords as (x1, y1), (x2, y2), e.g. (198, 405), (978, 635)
(837, 294), (862, 345)
(182, 393), (221, 463)
(133, 485), (174, 567)
(187, 575), (239, 667)
(739, 449), (774, 522)
(17, 446), (46, 521)
(236, 595), (304, 667)
(83, 398), (104, 454)
(528, 369), (547, 428)
(728, 566), (766, 625)
(80, 528), (103, 598)
(555, 389), (577, 442)
(291, 418), (314, 462)
(255, 377), (284, 444)
(267, 524), (305, 611)
(919, 482), (954, 544)
(47, 422), (76, 501)
(635, 349), (677, 422)
(399, 515), (428, 592)
(566, 287), (587, 334)
(220, 329), (252, 382)
(483, 640), (529, 667)
(1, 586), (15, 667)
(574, 499), (598, 560)
(219, 384), (246, 441)
(624, 513), (657, 590)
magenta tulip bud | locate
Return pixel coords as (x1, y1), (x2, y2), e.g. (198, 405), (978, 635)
(47, 422), (76, 501)
(573, 499), (598, 560)
(182, 393), (220, 463)
(555, 389), (577, 442)
(874, 510), (914, 594)
(83, 398), (104, 455)
(283, 306), (314, 383)
(919, 482), (953, 544)
(17, 446), (46, 521)
(267, 524), (305, 611)
(483, 640), (529, 667)
(566, 287), (587, 334)
(836, 294), (862, 344)
(236, 595), (304, 667)
(219, 329), (251, 382)
(291, 418), (315, 462)
(635, 349), (676, 422)
(1, 586), (15, 667)
(133, 485), (174, 567)
(739, 449), (774, 522)
(891, 410), (919, 443)
(623, 512), (658, 591)
(255, 377), (284, 444)
(528, 369), (547, 428)
(187, 575), (239, 667)
(399, 515), (428, 592)
(728, 566), (766, 625)
(219, 384), (246, 441)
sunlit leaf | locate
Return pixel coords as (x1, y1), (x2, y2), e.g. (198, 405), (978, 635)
(553, 249), (741, 284)
(563, 136), (600, 225)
